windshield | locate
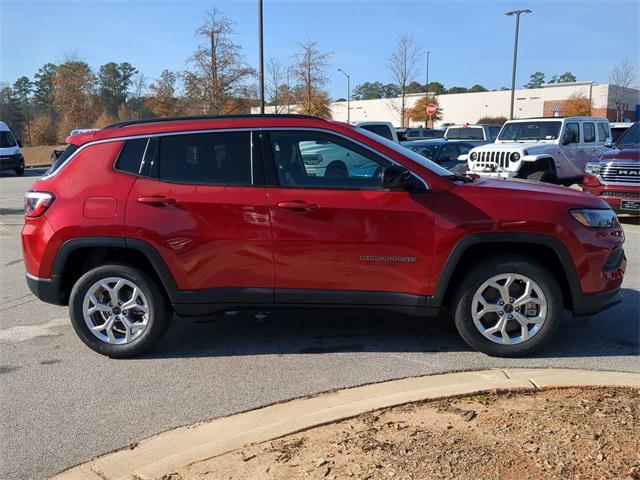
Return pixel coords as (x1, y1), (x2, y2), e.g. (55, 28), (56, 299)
(0, 131), (17, 148)
(616, 122), (639, 147)
(355, 127), (453, 177)
(498, 121), (561, 141)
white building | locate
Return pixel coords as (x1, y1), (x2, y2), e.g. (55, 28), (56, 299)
(255, 82), (640, 127)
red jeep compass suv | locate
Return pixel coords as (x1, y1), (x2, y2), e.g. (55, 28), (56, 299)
(22, 115), (626, 358)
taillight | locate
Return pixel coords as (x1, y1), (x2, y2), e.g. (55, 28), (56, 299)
(24, 191), (55, 217)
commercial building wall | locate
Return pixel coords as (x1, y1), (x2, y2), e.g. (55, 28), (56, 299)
(256, 82), (640, 127)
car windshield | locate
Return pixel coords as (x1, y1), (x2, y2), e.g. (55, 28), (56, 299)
(0, 131), (17, 148)
(355, 127), (453, 177)
(498, 121), (561, 141)
(616, 122), (639, 147)
(406, 144), (441, 160)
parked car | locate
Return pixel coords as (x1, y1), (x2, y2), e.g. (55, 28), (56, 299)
(23, 114), (625, 358)
(402, 139), (488, 172)
(405, 128), (445, 140)
(0, 121), (25, 176)
(396, 128), (408, 142)
(445, 124), (502, 142)
(460, 117), (611, 184)
(610, 122), (633, 143)
(354, 121), (399, 143)
(583, 121), (639, 214)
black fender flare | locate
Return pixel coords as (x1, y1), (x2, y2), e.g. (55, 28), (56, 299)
(51, 236), (180, 303)
(430, 232), (580, 307)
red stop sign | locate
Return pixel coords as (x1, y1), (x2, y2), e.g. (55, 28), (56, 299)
(426, 103), (437, 115)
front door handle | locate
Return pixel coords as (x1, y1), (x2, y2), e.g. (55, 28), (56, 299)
(137, 196), (177, 206)
(276, 201), (319, 213)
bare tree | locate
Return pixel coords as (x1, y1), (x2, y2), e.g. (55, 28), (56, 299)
(266, 57), (286, 113)
(609, 59), (639, 121)
(292, 38), (332, 118)
(184, 7), (255, 115)
(387, 34), (424, 126)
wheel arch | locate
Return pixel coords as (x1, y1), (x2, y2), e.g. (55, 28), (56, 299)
(53, 237), (178, 305)
(433, 233), (579, 313)
(522, 156), (557, 173)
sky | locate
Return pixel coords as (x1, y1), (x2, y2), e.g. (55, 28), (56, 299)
(1, 0), (638, 98)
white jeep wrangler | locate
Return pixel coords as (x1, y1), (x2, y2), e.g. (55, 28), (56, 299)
(459, 117), (611, 184)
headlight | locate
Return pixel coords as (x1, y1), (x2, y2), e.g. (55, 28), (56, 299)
(510, 152), (521, 162)
(585, 163), (601, 175)
(470, 152), (478, 161)
(570, 209), (618, 228)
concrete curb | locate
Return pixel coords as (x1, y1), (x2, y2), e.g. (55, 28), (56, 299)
(53, 368), (640, 480)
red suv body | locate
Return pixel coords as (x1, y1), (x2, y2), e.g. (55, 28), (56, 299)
(22, 115), (626, 358)
(582, 121), (640, 214)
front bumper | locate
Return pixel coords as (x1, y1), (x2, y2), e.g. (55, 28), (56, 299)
(0, 154), (24, 170)
(571, 285), (622, 316)
(26, 273), (65, 305)
(582, 176), (640, 213)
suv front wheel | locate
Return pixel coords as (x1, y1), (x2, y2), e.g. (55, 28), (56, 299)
(69, 265), (171, 358)
(453, 255), (561, 357)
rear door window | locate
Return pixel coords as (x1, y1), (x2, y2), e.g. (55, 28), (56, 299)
(149, 131), (253, 185)
(583, 123), (595, 143)
(115, 138), (148, 175)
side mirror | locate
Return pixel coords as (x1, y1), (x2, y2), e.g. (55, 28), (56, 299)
(561, 135), (570, 146)
(17, 139), (23, 148)
(382, 165), (425, 191)
(604, 137), (613, 148)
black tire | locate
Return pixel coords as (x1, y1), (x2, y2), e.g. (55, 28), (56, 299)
(452, 255), (562, 357)
(526, 169), (558, 184)
(69, 264), (171, 358)
(14, 166), (24, 176)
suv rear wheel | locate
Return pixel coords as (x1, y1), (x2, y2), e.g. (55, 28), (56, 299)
(453, 256), (561, 357)
(69, 265), (171, 358)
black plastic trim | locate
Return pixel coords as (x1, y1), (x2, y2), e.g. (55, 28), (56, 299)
(275, 288), (426, 306)
(26, 273), (64, 305)
(432, 233), (581, 307)
(571, 286), (622, 316)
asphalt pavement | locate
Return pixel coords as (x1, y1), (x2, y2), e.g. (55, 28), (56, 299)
(1, 169), (638, 479)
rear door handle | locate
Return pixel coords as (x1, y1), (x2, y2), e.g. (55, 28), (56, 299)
(137, 196), (177, 206)
(276, 201), (318, 213)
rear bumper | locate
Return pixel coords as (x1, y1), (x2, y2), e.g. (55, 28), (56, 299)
(26, 273), (64, 305)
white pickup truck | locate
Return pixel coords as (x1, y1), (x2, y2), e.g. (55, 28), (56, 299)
(459, 117), (612, 184)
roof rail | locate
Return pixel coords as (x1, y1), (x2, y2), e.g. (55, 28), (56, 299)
(104, 114), (320, 129)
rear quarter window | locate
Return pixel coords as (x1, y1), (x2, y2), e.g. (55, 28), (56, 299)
(45, 143), (79, 175)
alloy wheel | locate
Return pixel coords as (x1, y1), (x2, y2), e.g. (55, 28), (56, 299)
(471, 273), (547, 345)
(82, 277), (150, 345)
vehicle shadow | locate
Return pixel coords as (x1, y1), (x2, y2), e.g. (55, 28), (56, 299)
(147, 288), (639, 360)
(619, 215), (640, 226)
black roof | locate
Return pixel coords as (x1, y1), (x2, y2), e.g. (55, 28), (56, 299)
(104, 114), (320, 129)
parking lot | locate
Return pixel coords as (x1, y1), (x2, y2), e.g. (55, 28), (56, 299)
(0, 169), (638, 479)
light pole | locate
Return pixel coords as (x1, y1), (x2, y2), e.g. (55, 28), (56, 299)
(337, 68), (350, 122)
(506, 8), (532, 120)
(425, 50), (430, 128)
(258, 0), (265, 114)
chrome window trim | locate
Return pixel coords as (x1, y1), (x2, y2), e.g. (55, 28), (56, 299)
(41, 126), (430, 189)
